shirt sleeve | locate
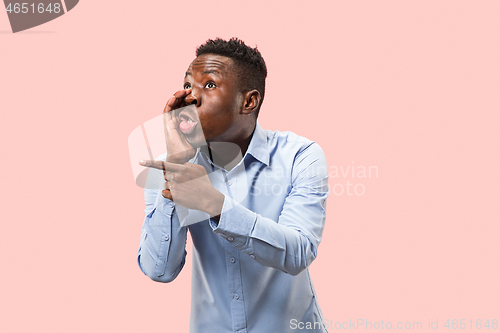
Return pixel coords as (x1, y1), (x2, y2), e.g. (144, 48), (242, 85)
(210, 142), (329, 276)
(137, 165), (188, 283)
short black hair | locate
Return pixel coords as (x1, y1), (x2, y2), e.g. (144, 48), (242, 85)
(196, 37), (267, 116)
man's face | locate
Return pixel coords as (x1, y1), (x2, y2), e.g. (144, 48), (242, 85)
(179, 54), (246, 146)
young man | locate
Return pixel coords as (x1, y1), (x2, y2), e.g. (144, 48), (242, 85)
(137, 38), (329, 333)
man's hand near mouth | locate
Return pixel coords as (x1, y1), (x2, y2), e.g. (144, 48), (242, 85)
(163, 89), (198, 164)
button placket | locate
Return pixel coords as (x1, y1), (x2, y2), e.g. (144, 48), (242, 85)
(224, 242), (247, 332)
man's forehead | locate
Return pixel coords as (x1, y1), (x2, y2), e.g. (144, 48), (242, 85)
(185, 54), (234, 76)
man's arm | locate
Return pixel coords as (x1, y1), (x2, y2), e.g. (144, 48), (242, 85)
(137, 89), (200, 282)
(137, 166), (188, 283)
(210, 142), (329, 276)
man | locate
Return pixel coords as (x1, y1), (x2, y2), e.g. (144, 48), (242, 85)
(137, 38), (329, 333)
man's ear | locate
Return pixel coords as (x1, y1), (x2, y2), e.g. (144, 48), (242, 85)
(241, 90), (261, 115)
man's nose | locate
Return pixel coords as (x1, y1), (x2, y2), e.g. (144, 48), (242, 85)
(184, 91), (200, 107)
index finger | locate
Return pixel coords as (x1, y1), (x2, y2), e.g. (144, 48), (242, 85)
(139, 160), (185, 172)
(139, 160), (165, 170)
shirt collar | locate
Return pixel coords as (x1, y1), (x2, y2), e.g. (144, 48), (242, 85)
(245, 122), (269, 166)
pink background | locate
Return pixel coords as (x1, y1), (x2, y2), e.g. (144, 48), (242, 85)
(1, 1), (499, 332)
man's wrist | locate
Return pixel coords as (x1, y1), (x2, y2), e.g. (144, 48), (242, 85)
(204, 190), (224, 217)
(165, 149), (196, 164)
(165, 157), (188, 164)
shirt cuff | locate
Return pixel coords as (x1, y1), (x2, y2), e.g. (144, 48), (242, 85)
(211, 195), (257, 247)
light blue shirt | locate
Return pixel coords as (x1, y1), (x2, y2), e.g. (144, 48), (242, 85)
(137, 122), (329, 333)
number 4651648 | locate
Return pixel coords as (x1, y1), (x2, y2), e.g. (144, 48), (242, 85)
(6, 3), (61, 14)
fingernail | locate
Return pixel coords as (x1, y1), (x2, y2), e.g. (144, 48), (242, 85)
(139, 160), (147, 166)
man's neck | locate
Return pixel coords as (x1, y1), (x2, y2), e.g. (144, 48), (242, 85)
(207, 128), (254, 171)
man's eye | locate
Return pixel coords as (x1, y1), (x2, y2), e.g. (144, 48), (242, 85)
(204, 82), (216, 89)
(183, 83), (191, 89)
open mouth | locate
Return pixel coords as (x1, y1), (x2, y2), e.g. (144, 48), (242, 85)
(178, 111), (198, 134)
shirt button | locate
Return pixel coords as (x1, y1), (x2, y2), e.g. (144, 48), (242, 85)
(250, 254), (255, 259)
(230, 257), (236, 263)
(227, 181), (232, 186)
(227, 237), (234, 242)
(234, 294), (239, 300)
(164, 235), (170, 241)
(169, 202), (174, 208)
